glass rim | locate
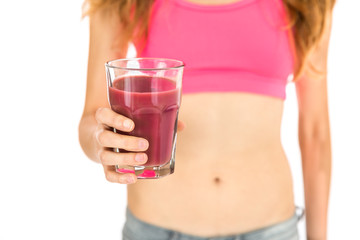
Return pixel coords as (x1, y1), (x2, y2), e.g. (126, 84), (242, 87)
(105, 57), (185, 71)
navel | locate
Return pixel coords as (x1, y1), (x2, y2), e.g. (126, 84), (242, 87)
(213, 177), (221, 184)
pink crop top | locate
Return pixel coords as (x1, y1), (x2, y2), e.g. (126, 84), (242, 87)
(136, 0), (296, 99)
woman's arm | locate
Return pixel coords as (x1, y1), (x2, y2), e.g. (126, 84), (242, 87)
(295, 13), (333, 240)
(78, 8), (151, 184)
(79, 8), (127, 162)
(78, 8), (185, 184)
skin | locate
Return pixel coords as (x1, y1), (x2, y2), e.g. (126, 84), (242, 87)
(79, 0), (333, 239)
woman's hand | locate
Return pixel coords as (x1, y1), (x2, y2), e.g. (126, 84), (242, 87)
(95, 107), (149, 184)
(94, 107), (185, 184)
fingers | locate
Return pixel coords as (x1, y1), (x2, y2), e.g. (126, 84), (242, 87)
(95, 107), (134, 132)
(98, 149), (148, 166)
(103, 165), (137, 184)
(95, 125), (149, 151)
(94, 108), (149, 185)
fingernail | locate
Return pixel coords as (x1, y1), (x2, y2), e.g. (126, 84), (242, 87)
(123, 120), (133, 130)
(135, 153), (146, 162)
(126, 176), (136, 184)
(138, 140), (148, 149)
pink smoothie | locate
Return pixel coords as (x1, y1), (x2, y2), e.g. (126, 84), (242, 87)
(108, 76), (181, 167)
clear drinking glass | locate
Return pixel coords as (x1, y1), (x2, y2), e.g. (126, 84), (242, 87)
(105, 58), (184, 179)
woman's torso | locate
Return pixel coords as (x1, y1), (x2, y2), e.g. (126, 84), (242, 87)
(128, 0), (296, 237)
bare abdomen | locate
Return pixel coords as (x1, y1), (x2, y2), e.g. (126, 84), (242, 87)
(127, 93), (296, 236)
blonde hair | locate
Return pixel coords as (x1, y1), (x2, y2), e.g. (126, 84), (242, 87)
(83, 0), (336, 80)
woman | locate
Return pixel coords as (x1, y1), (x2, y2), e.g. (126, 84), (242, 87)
(79, 0), (334, 239)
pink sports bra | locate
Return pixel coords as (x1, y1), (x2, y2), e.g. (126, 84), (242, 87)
(136, 0), (296, 99)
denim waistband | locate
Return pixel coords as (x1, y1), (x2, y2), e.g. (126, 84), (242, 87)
(123, 206), (304, 240)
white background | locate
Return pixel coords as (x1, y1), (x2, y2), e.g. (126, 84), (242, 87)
(0, 0), (359, 239)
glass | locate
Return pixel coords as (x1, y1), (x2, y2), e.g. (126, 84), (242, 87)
(105, 58), (184, 179)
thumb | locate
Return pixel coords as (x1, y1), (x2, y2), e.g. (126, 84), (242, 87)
(177, 120), (186, 132)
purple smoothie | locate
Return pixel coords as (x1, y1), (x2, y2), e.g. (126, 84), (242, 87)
(108, 75), (181, 167)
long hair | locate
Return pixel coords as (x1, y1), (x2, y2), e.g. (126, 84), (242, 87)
(83, 0), (336, 80)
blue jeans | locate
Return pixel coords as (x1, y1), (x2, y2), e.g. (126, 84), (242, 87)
(122, 207), (304, 240)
